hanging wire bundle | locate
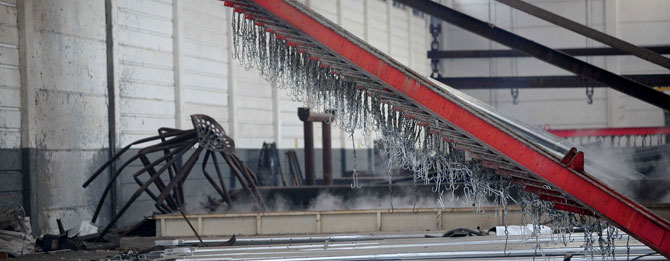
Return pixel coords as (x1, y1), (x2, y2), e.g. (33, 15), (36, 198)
(231, 8), (497, 207)
(227, 3), (622, 259)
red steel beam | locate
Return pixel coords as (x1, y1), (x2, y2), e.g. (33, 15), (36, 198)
(251, 0), (670, 256)
(547, 126), (670, 137)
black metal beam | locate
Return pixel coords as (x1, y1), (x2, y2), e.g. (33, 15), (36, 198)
(396, 0), (670, 111)
(429, 46), (670, 59)
(496, 0), (670, 70)
(437, 74), (670, 89)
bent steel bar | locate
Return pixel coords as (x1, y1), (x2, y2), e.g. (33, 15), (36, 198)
(248, 0), (670, 256)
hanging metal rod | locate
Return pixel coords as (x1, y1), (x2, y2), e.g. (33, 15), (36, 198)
(428, 45), (670, 59)
(496, 0), (670, 70)
(396, 0), (670, 111)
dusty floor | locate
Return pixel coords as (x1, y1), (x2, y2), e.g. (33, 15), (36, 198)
(16, 250), (121, 260)
(12, 232), (662, 260)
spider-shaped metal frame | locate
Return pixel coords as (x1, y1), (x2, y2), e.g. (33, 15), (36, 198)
(83, 114), (265, 239)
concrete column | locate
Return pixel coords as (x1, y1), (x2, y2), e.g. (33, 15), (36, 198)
(173, 0), (185, 128)
(104, 0), (118, 220)
(226, 8), (238, 139)
(363, 0), (369, 42)
(18, 0), (109, 234)
(18, 0), (35, 149)
(604, 0), (621, 127)
(271, 86), (281, 144)
(17, 0), (36, 228)
(407, 8), (413, 69)
(386, 0), (392, 53)
(336, 0), (342, 25)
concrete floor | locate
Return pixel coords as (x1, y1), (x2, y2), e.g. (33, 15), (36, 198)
(16, 250), (121, 261)
(12, 231), (663, 260)
(149, 232), (658, 260)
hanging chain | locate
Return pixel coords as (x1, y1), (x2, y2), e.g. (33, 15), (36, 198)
(429, 23), (442, 78)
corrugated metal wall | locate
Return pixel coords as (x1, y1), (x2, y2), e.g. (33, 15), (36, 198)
(116, 0), (176, 145)
(0, 0), (22, 212)
(0, 0), (20, 148)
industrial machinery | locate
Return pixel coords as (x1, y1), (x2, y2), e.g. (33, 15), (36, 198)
(222, 0), (670, 257)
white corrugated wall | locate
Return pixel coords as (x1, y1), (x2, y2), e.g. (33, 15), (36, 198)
(0, 0), (20, 148)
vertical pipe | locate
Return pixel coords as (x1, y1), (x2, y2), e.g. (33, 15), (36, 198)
(304, 121), (315, 185)
(322, 121), (332, 185)
(104, 0), (118, 220)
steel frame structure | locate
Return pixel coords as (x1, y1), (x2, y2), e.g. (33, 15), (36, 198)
(496, 0), (670, 70)
(397, 0), (670, 111)
(223, 0), (670, 257)
(437, 74), (670, 89)
(427, 45), (670, 59)
(428, 45), (670, 59)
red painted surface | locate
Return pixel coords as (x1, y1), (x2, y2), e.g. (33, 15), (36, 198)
(247, 0), (670, 256)
(548, 126), (670, 137)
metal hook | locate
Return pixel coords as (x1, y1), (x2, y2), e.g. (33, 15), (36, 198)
(586, 87), (594, 104)
(510, 88), (519, 105)
(350, 170), (362, 189)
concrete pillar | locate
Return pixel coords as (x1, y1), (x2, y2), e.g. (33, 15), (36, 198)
(604, 0), (621, 127)
(17, 0), (36, 226)
(17, 0), (110, 235)
(226, 8), (238, 139)
(173, 0), (185, 128)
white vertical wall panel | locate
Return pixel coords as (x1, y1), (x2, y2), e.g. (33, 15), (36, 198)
(278, 91), (304, 149)
(410, 14), (430, 76)
(180, 0), (230, 130)
(309, 0), (338, 23)
(116, 0), (175, 146)
(0, 0), (20, 148)
(232, 61), (274, 148)
(389, 5), (409, 65)
(367, 0), (389, 53)
(340, 0), (365, 40)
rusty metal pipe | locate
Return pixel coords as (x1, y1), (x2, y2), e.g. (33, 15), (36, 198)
(322, 121), (333, 185)
(303, 120), (315, 185)
(298, 107), (335, 186)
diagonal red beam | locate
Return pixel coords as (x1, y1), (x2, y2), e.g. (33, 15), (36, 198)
(252, 0), (670, 256)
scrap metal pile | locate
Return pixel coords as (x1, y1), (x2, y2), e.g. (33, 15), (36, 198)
(83, 114), (265, 239)
(223, 0), (669, 258)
